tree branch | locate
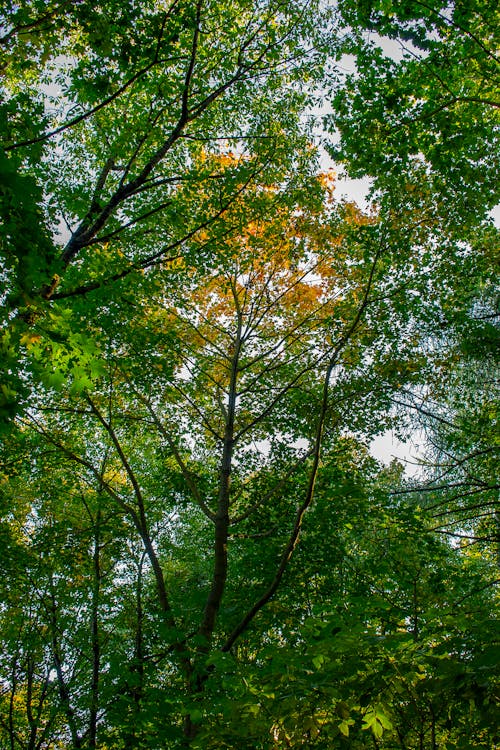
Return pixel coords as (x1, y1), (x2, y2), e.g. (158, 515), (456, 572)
(221, 243), (383, 650)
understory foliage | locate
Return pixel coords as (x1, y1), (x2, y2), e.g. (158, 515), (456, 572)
(0, 0), (498, 748)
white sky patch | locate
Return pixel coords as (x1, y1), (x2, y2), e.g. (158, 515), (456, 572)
(488, 204), (500, 228)
(335, 174), (374, 210)
(370, 431), (424, 477)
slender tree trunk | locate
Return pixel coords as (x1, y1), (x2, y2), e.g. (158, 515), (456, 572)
(88, 508), (102, 749)
(26, 655), (38, 750)
(198, 312), (242, 648)
(48, 588), (82, 748)
(412, 578), (419, 642)
(183, 308), (243, 741)
(8, 652), (18, 750)
(123, 553), (146, 750)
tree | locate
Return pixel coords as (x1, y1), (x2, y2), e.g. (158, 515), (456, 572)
(1, 0), (336, 421)
(330, 0), (499, 567)
(1, 1), (498, 747)
(331, 0), (499, 226)
(392, 297), (500, 564)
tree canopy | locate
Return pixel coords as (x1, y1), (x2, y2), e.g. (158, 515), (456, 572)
(0, 1), (498, 748)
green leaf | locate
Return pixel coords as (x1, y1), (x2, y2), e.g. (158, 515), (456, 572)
(312, 654), (326, 670)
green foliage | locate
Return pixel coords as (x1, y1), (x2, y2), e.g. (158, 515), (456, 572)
(331, 0), (500, 239)
(0, 0), (498, 747)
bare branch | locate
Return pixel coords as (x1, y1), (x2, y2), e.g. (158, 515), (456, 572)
(137, 394), (217, 522)
(221, 243), (384, 650)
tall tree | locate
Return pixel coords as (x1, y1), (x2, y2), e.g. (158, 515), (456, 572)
(1, 1), (498, 747)
(1, 0), (335, 420)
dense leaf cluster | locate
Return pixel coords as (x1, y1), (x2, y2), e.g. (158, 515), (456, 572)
(0, 0), (498, 747)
